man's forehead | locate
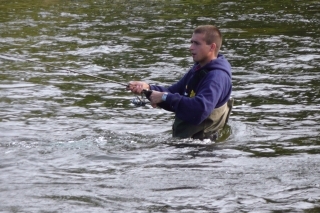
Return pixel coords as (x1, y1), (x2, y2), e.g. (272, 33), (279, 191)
(191, 33), (206, 41)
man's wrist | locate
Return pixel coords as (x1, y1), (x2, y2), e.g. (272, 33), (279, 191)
(162, 92), (168, 101)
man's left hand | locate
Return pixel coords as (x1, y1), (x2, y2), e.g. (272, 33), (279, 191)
(149, 91), (164, 108)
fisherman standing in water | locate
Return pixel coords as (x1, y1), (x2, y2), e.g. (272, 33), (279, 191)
(127, 25), (233, 140)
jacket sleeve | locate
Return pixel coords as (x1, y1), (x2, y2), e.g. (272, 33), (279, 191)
(150, 72), (190, 112)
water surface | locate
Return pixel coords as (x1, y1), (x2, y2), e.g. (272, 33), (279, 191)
(0, 0), (320, 212)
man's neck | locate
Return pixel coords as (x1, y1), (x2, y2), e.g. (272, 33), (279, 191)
(199, 55), (217, 67)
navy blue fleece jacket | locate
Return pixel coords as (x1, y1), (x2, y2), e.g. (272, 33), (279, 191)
(150, 53), (232, 126)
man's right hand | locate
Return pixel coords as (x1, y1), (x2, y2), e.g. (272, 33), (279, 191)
(126, 81), (150, 94)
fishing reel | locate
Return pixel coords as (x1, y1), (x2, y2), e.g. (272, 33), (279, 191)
(131, 89), (152, 106)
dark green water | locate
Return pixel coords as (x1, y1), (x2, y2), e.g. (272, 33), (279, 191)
(0, 0), (319, 212)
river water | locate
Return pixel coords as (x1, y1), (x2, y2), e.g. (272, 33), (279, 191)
(0, 0), (319, 212)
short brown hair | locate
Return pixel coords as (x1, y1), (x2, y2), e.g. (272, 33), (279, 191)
(194, 25), (222, 54)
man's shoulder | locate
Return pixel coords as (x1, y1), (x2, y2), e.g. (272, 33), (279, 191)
(205, 68), (231, 78)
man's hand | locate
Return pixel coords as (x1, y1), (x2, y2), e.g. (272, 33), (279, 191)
(149, 90), (165, 108)
(126, 81), (150, 94)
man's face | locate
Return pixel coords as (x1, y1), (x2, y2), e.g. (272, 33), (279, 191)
(189, 33), (214, 66)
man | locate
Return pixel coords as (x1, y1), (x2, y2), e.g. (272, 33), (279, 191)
(127, 25), (233, 140)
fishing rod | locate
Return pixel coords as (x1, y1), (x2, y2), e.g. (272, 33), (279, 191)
(0, 54), (151, 106)
(0, 53), (128, 86)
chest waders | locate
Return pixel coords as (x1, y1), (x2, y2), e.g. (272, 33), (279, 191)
(172, 69), (234, 140)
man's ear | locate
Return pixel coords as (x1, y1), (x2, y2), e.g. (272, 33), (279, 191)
(210, 43), (217, 52)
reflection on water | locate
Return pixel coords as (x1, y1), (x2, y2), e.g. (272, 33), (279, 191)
(0, 0), (320, 212)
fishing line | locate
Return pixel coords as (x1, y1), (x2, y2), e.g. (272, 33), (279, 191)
(0, 53), (128, 86)
(0, 53), (150, 106)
